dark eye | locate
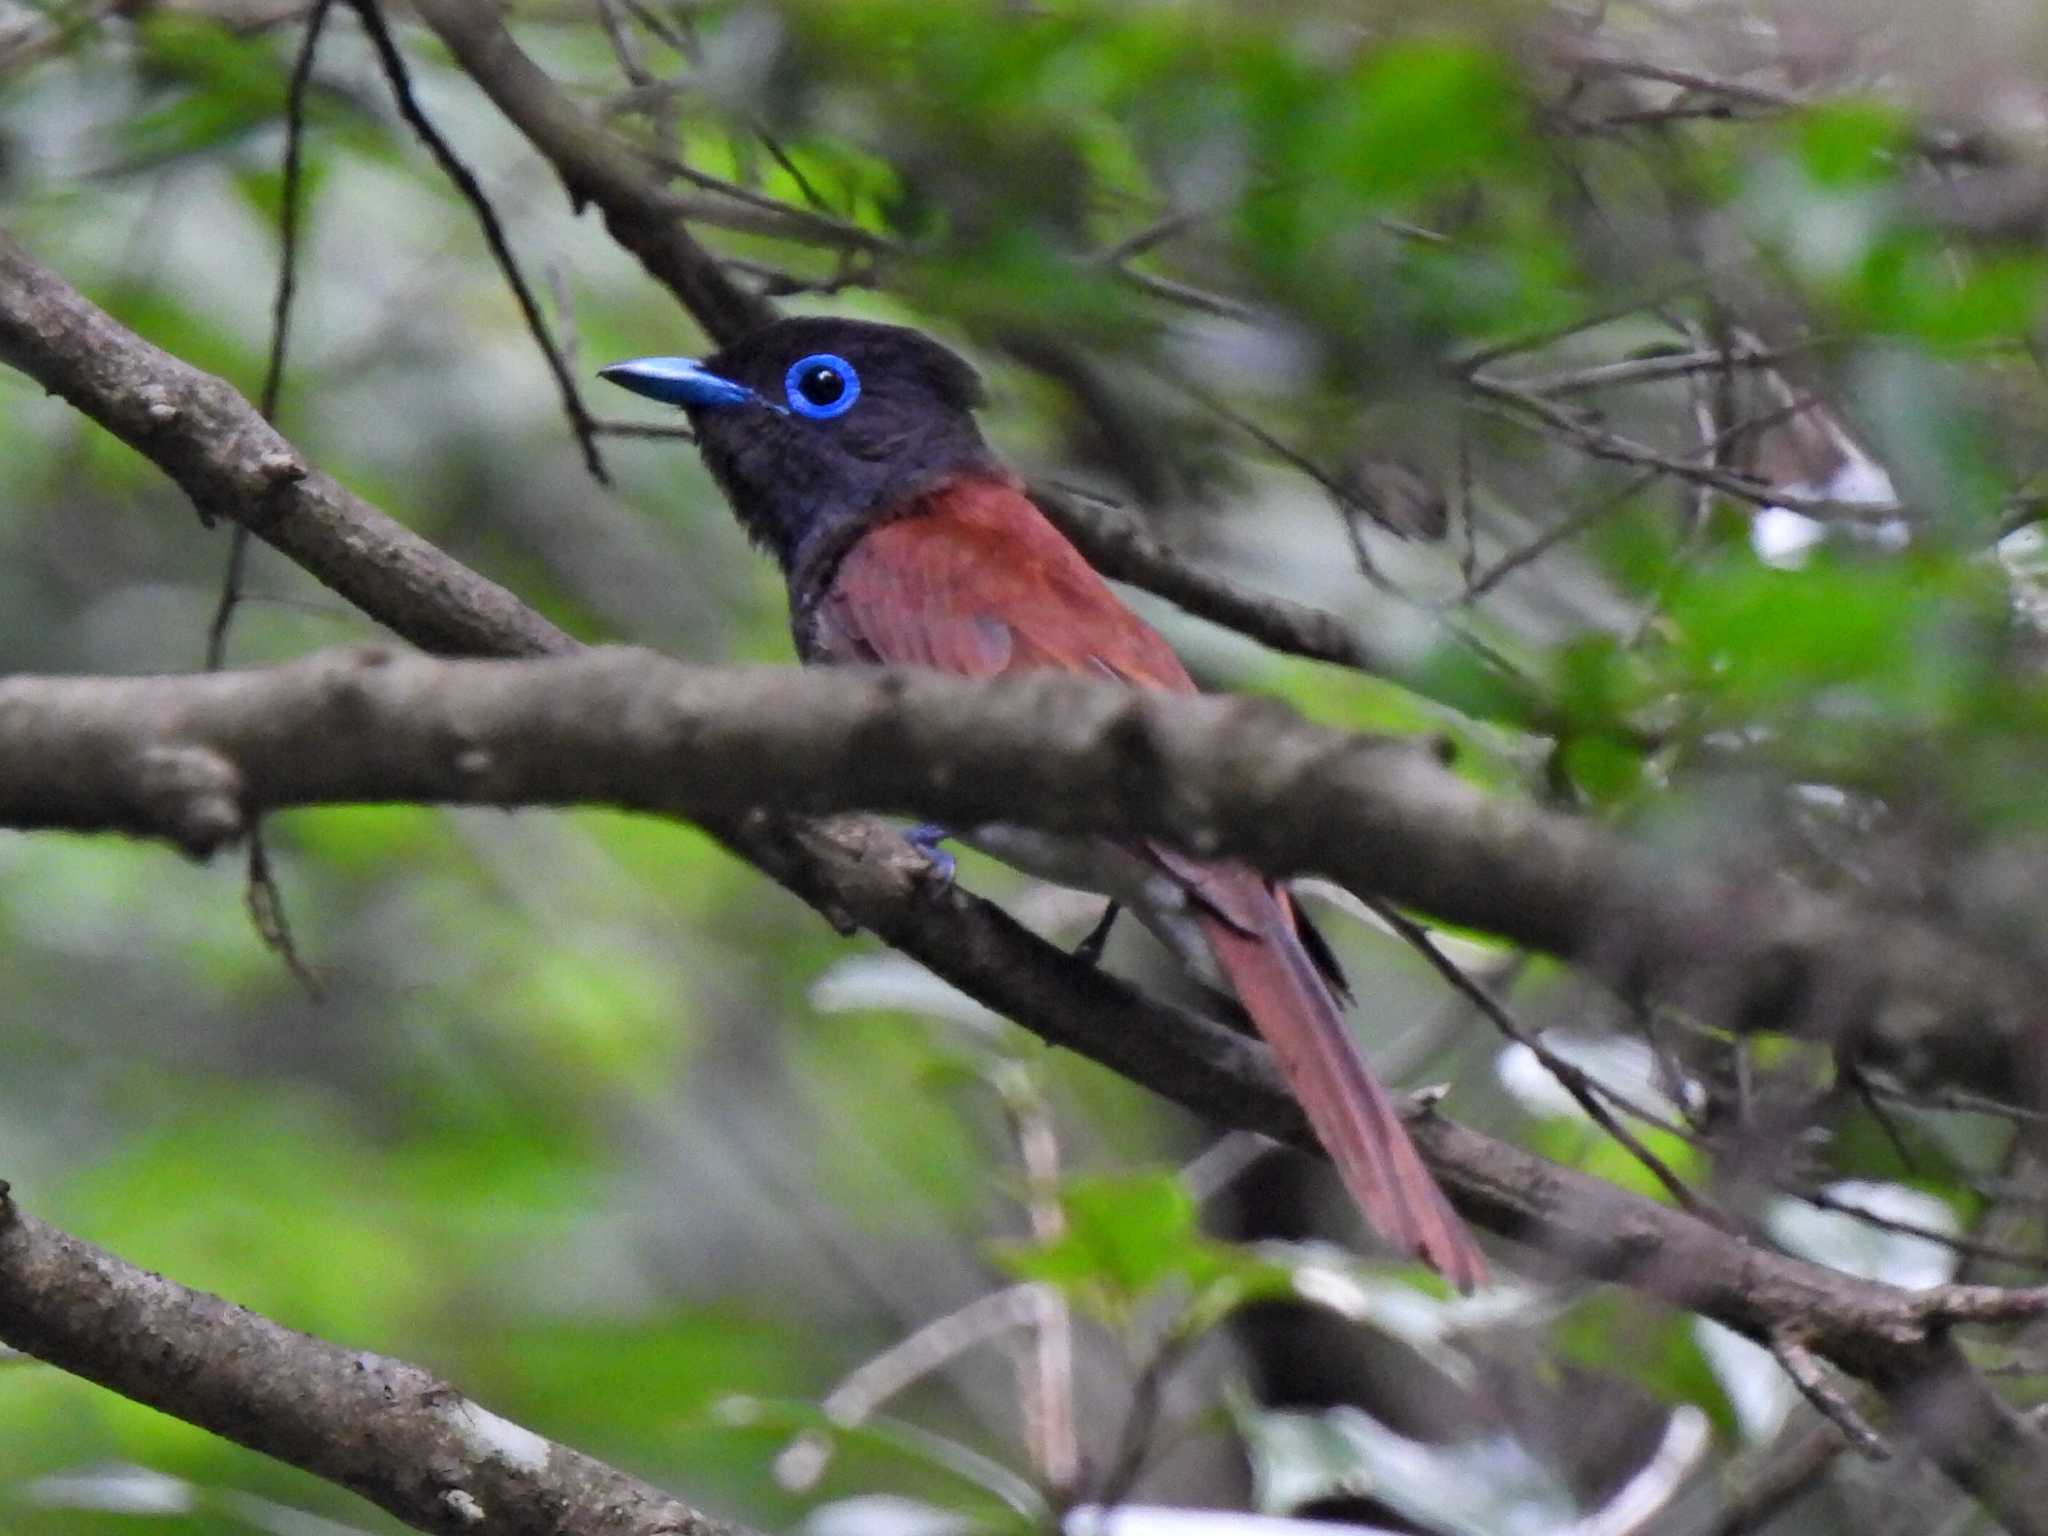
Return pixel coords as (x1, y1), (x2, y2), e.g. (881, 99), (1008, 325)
(784, 353), (860, 419)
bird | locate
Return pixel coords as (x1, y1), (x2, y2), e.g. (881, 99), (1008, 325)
(600, 317), (1486, 1290)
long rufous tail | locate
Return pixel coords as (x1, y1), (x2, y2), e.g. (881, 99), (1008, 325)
(1197, 890), (1487, 1292)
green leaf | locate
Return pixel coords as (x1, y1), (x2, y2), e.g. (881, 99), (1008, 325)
(1844, 236), (2048, 346)
(1329, 41), (1530, 206)
(1796, 99), (1909, 187)
(1560, 731), (1645, 806)
(998, 1169), (1199, 1298)
(996, 1170), (1311, 1332)
(1556, 1293), (1736, 1433)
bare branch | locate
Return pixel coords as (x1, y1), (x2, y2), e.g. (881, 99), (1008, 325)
(1768, 1327), (1893, 1461)
(407, 0), (774, 347)
(349, 0), (609, 482)
(0, 647), (2039, 1115)
(0, 229), (570, 660)
(1030, 485), (1407, 677)
(1368, 898), (1724, 1225)
(0, 1186), (758, 1536)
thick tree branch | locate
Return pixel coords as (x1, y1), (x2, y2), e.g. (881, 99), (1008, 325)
(0, 1185), (758, 1536)
(3, 652), (2048, 1524)
(0, 648), (2035, 1108)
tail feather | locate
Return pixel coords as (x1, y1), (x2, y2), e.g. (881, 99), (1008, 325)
(1197, 891), (1486, 1292)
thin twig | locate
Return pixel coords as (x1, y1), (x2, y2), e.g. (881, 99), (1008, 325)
(206, 0), (334, 674)
(749, 131), (834, 217)
(347, 0), (610, 483)
(1562, 49), (1806, 111)
(1557, 103), (1778, 134)
(1110, 265), (1263, 323)
(1095, 206), (1213, 265)
(1163, 373), (1394, 589)
(211, 0), (334, 1002)
(244, 826), (324, 998)
(591, 0), (680, 152)
(633, 147), (884, 248)
(1509, 340), (1821, 397)
(1783, 1185), (2048, 1273)
(614, 0), (688, 53)
(1179, 1132), (1276, 1205)
(1865, 1079), (2048, 1130)
(1469, 382), (1828, 599)
(994, 1063), (1079, 1498)
(1449, 272), (1708, 375)
(720, 253), (877, 298)
(1768, 1327), (1893, 1460)
(591, 417), (695, 440)
(1085, 1331), (1193, 1511)
(1618, 327), (1731, 647)
(608, 0), (834, 216)
(1698, 1421), (1845, 1536)
(1368, 897), (1724, 1224)
(1465, 373), (1892, 520)
(773, 1285), (1053, 1493)
(205, 528), (256, 673)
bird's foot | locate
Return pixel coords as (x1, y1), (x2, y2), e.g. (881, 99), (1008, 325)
(1073, 901), (1121, 966)
(903, 823), (957, 888)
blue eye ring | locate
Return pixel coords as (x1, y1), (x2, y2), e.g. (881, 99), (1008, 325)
(784, 353), (861, 419)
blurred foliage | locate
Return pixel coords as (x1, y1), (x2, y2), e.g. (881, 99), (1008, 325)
(3, 1), (2048, 1533)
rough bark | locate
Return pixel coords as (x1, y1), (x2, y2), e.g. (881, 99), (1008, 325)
(0, 1186), (757, 1536)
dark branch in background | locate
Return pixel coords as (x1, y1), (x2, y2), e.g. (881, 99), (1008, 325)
(1031, 483), (1570, 745)
(347, 0), (608, 482)
(6, 218), (2048, 1526)
(408, 0), (773, 348)
(4, 650), (2048, 1525)
(0, 1188), (758, 1536)
(1364, 896), (1724, 1226)
(1460, 387), (1820, 600)
(1031, 483), (1407, 676)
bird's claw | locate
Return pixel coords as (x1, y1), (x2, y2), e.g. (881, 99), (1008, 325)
(1073, 901), (1120, 965)
(903, 823), (957, 888)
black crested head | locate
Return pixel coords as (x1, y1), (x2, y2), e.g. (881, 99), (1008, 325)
(674, 317), (996, 575)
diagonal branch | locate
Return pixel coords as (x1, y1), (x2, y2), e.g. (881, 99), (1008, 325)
(0, 1184), (758, 1536)
(406, 0), (772, 347)
(347, 0), (610, 481)
(0, 228), (569, 660)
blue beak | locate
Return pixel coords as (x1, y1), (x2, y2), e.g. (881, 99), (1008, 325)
(598, 356), (766, 411)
